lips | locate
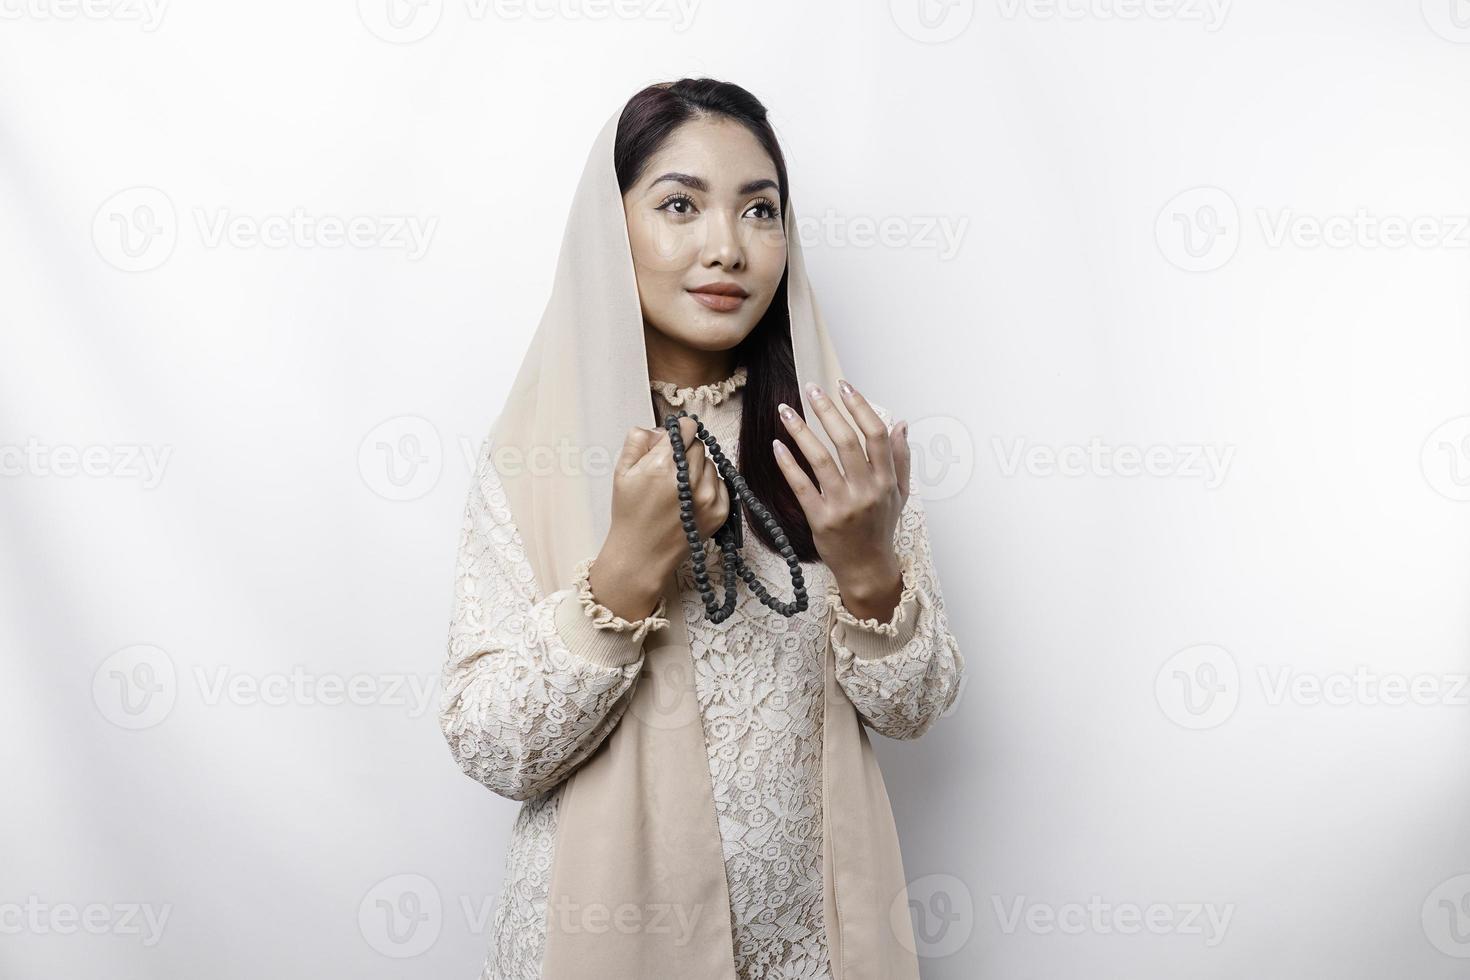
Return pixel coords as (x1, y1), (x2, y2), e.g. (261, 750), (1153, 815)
(688, 283), (748, 313)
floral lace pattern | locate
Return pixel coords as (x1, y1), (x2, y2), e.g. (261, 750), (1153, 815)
(438, 369), (965, 980)
(829, 502), (964, 741)
(666, 386), (834, 980)
(440, 444), (650, 978)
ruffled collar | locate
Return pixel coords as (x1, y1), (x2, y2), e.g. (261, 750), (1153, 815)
(648, 364), (749, 406)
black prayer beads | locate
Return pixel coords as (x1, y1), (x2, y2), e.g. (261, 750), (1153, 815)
(663, 410), (808, 623)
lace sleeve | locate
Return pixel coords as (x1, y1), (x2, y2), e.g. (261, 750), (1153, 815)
(828, 403), (966, 741)
(438, 440), (668, 802)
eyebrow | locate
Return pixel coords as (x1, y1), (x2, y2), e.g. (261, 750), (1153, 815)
(648, 172), (778, 196)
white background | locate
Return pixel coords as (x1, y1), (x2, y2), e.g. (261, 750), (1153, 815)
(3, 1), (1469, 977)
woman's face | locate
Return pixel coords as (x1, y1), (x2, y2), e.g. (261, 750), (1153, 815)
(622, 115), (787, 362)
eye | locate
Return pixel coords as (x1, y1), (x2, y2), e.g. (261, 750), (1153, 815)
(657, 192), (698, 216)
(747, 198), (780, 221)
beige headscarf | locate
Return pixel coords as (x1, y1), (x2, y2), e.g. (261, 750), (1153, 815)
(486, 105), (921, 980)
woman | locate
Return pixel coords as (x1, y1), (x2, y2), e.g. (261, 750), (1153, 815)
(439, 79), (965, 980)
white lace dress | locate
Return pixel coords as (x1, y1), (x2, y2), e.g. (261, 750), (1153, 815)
(439, 365), (965, 980)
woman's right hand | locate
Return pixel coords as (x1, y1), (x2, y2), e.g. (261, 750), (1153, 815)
(587, 419), (731, 621)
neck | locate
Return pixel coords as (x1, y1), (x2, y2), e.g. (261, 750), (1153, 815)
(644, 327), (736, 387)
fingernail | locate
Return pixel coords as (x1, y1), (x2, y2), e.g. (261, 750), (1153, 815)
(838, 379), (854, 398)
(807, 383), (826, 401)
(778, 403), (795, 421)
(772, 439), (788, 457)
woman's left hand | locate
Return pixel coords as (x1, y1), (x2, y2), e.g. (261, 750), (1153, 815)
(771, 379), (911, 621)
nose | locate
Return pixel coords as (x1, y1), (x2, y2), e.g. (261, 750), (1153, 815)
(699, 210), (745, 270)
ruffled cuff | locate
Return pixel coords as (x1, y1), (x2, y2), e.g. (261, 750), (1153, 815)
(553, 554), (671, 668)
(828, 551), (923, 660)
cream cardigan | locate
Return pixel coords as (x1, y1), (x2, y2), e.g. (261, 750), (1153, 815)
(440, 366), (964, 979)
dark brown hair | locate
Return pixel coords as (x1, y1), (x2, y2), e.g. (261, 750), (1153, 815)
(614, 78), (821, 563)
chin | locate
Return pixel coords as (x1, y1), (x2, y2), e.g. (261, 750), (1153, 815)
(644, 307), (754, 350)
(666, 323), (753, 352)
